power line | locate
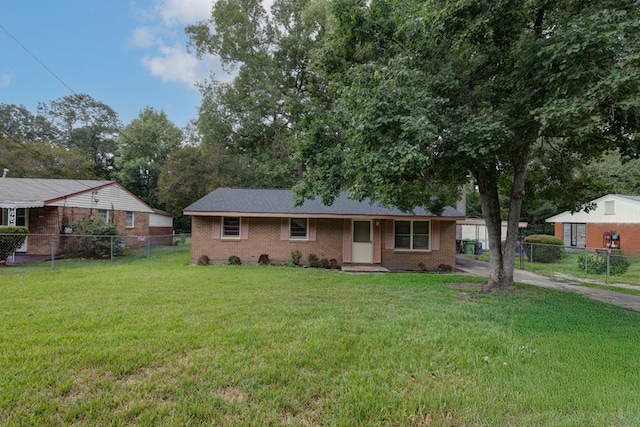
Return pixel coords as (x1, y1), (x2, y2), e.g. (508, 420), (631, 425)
(0, 22), (77, 95)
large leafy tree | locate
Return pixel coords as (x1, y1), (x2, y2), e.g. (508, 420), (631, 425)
(115, 107), (183, 208)
(0, 103), (93, 178)
(186, 0), (332, 187)
(38, 94), (121, 179)
(297, 0), (640, 289)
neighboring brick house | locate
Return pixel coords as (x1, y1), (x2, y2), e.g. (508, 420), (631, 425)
(546, 194), (640, 250)
(184, 188), (465, 271)
(0, 178), (173, 255)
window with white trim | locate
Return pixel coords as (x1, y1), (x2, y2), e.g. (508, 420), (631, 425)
(289, 218), (308, 240)
(125, 211), (134, 228)
(222, 216), (241, 238)
(394, 220), (430, 250)
(98, 209), (109, 224)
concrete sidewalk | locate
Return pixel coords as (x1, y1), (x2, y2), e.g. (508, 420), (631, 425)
(456, 255), (640, 312)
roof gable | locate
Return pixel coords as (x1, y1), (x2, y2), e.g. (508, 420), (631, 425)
(546, 194), (640, 223)
(0, 178), (155, 213)
(184, 188), (464, 218)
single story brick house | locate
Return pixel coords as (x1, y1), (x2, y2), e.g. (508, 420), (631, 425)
(0, 178), (173, 255)
(184, 188), (465, 271)
(546, 194), (640, 250)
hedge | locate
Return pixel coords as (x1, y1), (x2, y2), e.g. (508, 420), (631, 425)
(0, 226), (28, 261)
(523, 234), (564, 263)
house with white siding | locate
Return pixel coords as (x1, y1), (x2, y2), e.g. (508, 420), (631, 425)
(546, 194), (640, 250)
(0, 178), (173, 255)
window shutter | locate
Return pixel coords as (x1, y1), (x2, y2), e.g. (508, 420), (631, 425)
(281, 218), (289, 240)
(431, 221), (440, 251)
(343, 219), (352, 263)
(385, 220), (394, 249)
(309, 218), (316, 241)
(212, 217), (220, 240)
(240, 218), (249, 239)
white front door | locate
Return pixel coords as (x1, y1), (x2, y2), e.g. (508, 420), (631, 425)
(351, 220), (373, 263)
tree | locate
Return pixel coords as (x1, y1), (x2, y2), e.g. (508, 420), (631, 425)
(186, 0), (333, 187)
(115, 107), (183, 208)
(0, 103), (94, 178)
(297, 0), (640, 289)
(38, 94), (121, 179)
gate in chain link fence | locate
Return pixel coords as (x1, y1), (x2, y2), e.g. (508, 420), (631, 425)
(0, 233), (190, 269)
(521, 242), (640, 284)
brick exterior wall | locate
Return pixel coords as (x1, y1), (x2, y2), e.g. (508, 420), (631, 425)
(191, 216), (457, 271)
(554, 222), (640, 251)
(381, 220), (457, 271)
(191, 217), (344, 265)
(23, 207), (158, 255)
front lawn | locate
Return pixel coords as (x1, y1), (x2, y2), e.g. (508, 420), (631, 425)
(2, 253), (640, 425)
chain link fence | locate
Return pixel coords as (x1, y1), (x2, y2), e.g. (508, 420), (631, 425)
(520, 242), (640, 284)
(0, 233), (190, 269)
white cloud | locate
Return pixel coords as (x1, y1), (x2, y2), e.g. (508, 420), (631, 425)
(141, 43), (219, 87)
(0, 73), (11, 89)
(128, 26), (162, 48)
(155, 0), (212, 26)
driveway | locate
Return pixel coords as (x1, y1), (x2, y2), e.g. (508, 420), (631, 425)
(456, 255), (640, 312)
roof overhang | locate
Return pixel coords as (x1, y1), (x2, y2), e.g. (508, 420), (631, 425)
(183, 210), (465, 221)
(0, 201), (45, 209)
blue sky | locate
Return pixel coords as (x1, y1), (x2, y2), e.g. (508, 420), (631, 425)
(0, 0), (230, 128)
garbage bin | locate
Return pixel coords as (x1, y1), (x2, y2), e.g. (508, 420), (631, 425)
(463, 240), (475, 255)
(474, 241), (483, 255)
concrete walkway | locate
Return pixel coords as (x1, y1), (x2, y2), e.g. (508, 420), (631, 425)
(456, 255), (640, 312)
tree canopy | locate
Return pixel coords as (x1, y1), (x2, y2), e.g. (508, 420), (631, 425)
(296, 0), (640, 288)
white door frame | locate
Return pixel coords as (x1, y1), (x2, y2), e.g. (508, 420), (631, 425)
(351, 220), (373, 264)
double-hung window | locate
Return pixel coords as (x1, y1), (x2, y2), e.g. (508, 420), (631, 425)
(394, 220), (430, 250)
(125, 211), (134, 228)
(222, 217), (241, 238)
(289, 218), (308, 240)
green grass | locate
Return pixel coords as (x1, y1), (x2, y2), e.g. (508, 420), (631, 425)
(2, 253), (640, 425)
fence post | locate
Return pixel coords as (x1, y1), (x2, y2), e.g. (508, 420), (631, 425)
(530, 243), (534, 263)
(606, 250), (610, 284)
(51, 234), (55, 270)
(110, 236), (114, 261)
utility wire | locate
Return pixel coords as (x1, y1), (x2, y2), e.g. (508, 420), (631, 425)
(0, 22), (77, 95)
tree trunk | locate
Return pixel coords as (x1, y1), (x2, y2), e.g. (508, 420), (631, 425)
(474, 166), (505, 290)
(502, 159), (529, 286)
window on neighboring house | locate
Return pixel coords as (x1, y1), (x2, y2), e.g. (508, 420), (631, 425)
(570, 223), (578, 247)
(394, 220), (430, 250)
(98, 209), (109, 224)
(290, 218), (308, 240)
(126, 211), (134, 228)
(222, 217), (241, 238)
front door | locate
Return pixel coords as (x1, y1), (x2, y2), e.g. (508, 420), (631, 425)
(351, 220), (373, 263)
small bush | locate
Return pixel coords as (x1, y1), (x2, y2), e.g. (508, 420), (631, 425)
(523, 234), (564, 263)
(577, 252), (605, 274)
(0, 226), (28, 261)
(319, 258), (331, 269)
(228, 255), (241, 265)
(68, 219), (123, 258)
(577, 251), (630, 276)
(197, 255), (210, 266)
(258, 254), (269, 265)
(308, 253), (320, 268)
(438, 264), (453, 272)
(291, 250), (302, 266)
(329, 259), (339, 269)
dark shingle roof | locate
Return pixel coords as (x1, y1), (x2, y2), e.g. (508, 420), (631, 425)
(184, 188), (464, 218)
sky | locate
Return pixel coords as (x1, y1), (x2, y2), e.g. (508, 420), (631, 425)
(0, 0), (232, 129)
